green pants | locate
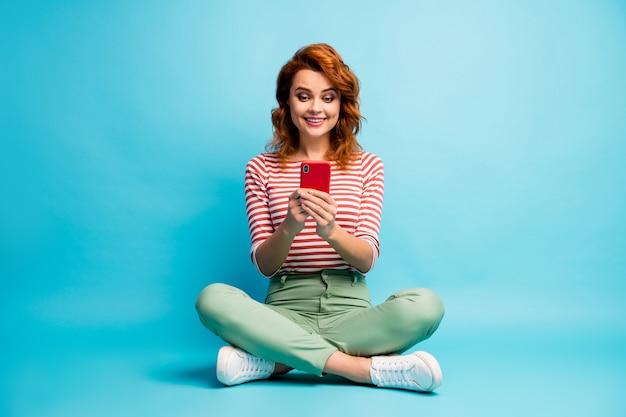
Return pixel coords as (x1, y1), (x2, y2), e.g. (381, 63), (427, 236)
(195, 270), (444, 376)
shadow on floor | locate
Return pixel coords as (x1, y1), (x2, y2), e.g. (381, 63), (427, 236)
(150, 362), (222, 388)
(149, 361), (437, 396)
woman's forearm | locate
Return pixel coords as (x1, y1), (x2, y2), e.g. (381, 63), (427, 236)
(324, 225), (374, 273)
(254, 223), (297, 276)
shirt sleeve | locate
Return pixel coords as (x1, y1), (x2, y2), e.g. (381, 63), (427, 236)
(244, 155), (275, 276)
(354, 153), (385, 269)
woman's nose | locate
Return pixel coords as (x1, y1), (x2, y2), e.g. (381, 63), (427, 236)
(308, 98), (322, 113)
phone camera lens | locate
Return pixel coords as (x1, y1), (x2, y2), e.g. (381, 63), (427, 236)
(303, 164), (309, 173)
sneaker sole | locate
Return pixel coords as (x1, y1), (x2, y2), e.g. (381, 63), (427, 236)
(412, 351), (443, 391)
(216, 346), (239, 386)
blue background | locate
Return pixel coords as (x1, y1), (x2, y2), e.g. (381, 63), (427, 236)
(2, 1), (625, 416)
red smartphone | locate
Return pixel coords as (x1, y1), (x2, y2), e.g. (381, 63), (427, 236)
(300, 161), (331, 193)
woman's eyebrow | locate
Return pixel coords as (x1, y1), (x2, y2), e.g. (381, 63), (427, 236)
(293, 86), (338, 93)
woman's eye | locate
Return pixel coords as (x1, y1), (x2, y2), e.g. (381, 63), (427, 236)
(323, 96), (335, 103)
(298, 94), (309, 101)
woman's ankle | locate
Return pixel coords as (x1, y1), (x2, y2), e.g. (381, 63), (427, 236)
(272, 363), (293, 375)
(323, 351), (373, 384)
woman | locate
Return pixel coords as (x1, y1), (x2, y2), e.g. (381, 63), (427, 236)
(195, 44), (444, 392)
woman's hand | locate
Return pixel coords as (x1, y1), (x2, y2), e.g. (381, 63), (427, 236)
(282, 189), (310, 236)
(298, 188), (337, 239)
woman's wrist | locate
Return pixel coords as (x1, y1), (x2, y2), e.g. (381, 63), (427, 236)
(278, 220), (300, 240)
(320, 222), (341, 243)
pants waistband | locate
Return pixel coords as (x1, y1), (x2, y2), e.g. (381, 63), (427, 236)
(272, 269), (365, 287)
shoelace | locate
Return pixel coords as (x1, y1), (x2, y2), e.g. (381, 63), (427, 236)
(240, 353), (272, 377)
(374, 358), (419, 388)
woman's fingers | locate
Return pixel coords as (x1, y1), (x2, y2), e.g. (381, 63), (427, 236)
(299, 189), (337, 230)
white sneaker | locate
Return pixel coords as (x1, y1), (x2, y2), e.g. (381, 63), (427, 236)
(216, 346), (275, 386)
(370, 351), (443, 392)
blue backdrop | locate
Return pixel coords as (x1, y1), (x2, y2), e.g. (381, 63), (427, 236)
(2, 1), (625, 416)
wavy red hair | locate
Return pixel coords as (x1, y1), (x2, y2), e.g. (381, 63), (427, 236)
(267, 44), (364, 169)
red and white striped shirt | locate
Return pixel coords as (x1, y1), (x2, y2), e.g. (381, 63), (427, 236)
(245, 151), (384, 277)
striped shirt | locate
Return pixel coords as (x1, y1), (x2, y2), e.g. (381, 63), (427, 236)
(245, 151), (384, 277)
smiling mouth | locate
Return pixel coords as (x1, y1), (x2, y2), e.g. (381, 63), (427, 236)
(304, 117), (326, 124)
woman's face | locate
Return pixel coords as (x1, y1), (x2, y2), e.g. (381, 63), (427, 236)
(288, 69), (340, 144)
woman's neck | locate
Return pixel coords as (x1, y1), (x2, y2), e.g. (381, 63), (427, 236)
(293, 136), (330, 161)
